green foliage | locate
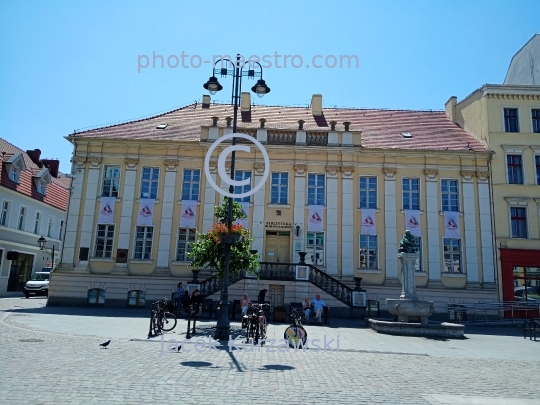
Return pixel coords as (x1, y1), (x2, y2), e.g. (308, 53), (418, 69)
(187, 198), (260, 278)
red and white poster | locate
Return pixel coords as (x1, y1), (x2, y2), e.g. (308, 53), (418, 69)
(361, 209), (376, 235)
(180, 201), (197, 228)
(234, 202), (250, 229)
(404, 210), (421, 236)
(308, 205), (324, 232)
(98, 197), (116, 224)
(137, 199), (154, 226)
(444, 211), (460, 238)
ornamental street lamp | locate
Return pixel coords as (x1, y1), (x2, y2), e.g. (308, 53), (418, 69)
(37, 236), (55, 270)
(203, 54), (270, 340)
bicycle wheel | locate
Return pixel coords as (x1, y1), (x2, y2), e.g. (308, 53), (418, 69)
(284, 325), (307, 348)
(161, 312), (177, 331)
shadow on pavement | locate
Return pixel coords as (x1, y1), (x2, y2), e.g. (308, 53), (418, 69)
(260, 365), (294, 371)
(3, 301), (150, 318)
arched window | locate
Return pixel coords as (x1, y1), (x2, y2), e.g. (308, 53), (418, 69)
(88, 288), (105, 304)
(128, 290), (145, 307)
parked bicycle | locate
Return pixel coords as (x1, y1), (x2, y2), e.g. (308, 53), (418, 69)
(242, 303), (269, 345)
(150, 298), (177, 336)
(284, 307), (308, 348)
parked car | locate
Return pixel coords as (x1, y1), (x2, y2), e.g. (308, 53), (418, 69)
(23, 272), (50, 298)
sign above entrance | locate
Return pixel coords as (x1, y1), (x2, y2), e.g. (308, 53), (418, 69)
(265, 221), (292, 229)
(204, 133), (270, 199)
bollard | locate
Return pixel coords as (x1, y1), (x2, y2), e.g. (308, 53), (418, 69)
(148, 309), (154, 338)
(192, 306), (197, 335)
(186, 306), (193, 339)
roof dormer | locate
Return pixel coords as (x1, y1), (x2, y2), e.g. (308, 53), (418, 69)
(4, 153), (26, 184)
(33, 167), (52, 195)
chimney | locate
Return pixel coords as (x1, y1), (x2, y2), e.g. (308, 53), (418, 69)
(241, 92), (251, 112)
(202, 95), (211, 108)
(445, 96), (457, 123)
(311, 94), (323, 116)
(26, 149), (41, 166)
(41, 159), (60, 178)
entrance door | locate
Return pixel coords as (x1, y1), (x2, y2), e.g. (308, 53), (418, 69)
(268, 284), (284, 307)
(265, 231), (290, 263)
(7, 253), (34, 291)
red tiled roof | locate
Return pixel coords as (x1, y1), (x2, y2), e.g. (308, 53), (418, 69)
(0, 138), (71, 211)
(71, 103), (489, 152)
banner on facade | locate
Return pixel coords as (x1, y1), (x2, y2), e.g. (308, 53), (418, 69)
(444, 211), (460, 238)
(234, 202), (250, 229)
(404, 210), (421, 236)
(308, 205), (324, 232)
(180, 201), (197, 228)
(98, 197), (116, 224)
(137, 199), (154, 226)
(361, 209), (376, 235)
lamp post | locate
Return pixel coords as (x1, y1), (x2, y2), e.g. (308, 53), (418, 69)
(203, 54), (270, 340)
(37, 236), (55, 270)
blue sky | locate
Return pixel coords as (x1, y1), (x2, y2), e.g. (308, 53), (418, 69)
(0, 0), (538, 173)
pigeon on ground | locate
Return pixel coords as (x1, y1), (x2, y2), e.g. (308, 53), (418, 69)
(99, 340), (111, 349)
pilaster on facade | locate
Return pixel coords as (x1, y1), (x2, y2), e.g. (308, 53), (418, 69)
(156, 166), (177, 270)
(202, 161), (217, 234)
(88, 157), (102, 168)
(79, 157), (102, 263)
(383, 167), (398, 283)
(462, 171), (479, 285)
(124, 158), (139, 171)
(118, 161), (137, 252)
(293, 163), (307, 254)
(326, 165), (339, 274)
(424, 168), (442, 286)
(164, 159), (179, 172)
(294, 164), (307, 177)
(252, 162), (266, 255)
(341, 164), (354, 276)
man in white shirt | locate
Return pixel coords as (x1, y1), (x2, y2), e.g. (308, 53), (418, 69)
(311, 294), (328, 323)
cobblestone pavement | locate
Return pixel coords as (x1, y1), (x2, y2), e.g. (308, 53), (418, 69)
(1, 297), (540, 405)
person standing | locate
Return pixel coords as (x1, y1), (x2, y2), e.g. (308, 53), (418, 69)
(258, 289), (268, 302)
(240, 293), (251, 316)
(175, 282), (184, 308)
(191, 289), (203, 317)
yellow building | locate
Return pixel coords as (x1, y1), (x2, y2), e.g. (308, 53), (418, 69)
(49, 93), (498, 315)
(449, 84), (540, 304)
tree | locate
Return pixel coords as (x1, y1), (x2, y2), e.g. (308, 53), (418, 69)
(187, 198), (260, 278)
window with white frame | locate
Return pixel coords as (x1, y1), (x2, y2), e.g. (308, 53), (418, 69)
(47, 217), (54, 238)
(94, 224), (115, 258)
(443, 238), (462, 273)
(88, 288), (105, 304)
(359, 177), (377, 209)
(441, 179), (459, 212)
(506, 155), (524, 184)
(33, 212), (41, 234)
(233, 171), (252, 203)
(533, 109), (540, 133)
(17, 206), (26, 231)
(176, 228), (196, 262)
(414, 237), (422, 272)
(504, 108), (519, 132)
(0, 201), (10, 226)
(306, 232), (325, 266)
(510, 207), (528, 238)
(181, 169), (201, 201)
(101, 166), (120, 197)
(134, 226), (153, 260)
(9, 166), (20, 183)
(270, 172), (288, 204)
(140, 167), (159, 199)
(535, 156), (540, 185)
(359, 234), (377, 269)
(37, 181), (46, 195)
(307, 174), (325, 205)
(402, 178), (420, 210)
(58, 220), (64, 240)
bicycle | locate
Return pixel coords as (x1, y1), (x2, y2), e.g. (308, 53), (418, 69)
(243, 303), (269, 345)
(284, 307), (308, 348)
(150, 299), (177, 336)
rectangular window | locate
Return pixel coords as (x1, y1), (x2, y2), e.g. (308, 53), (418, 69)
(535, 156), (540, 185)
(94, 224), (115, 258)
(18, 206), (26, 231)
(359, 234), (378, 269)
(504, 108), (519, 132)
(233, 171), (252, 202)
(441, 179), (459, 212)
(414, 237), (422, 272)
(443, 238), (462, 273)
(307, 174), (325, 205)
(507, 155), (524, 184)
(511, 207), (528, 238)
(101, 165), (120, 197)
(140, 167), (159, 199)
(0, 201), (10, 226)
(47, 217), (53, 238)
(270, 172), (288, 204)
(176, 228), (196, 262)
(58, 220), (64, 240)
(402, 178), (420, 210)
(181, 169), (201, 201)
(37, 181), (46, 195)
(359, 177), (377, 209)
(9, 166), (20, 183)
(134, 226), (153, 260)
(306, 232), (325, 266)
(33, 212), (41, 234)
(532, 109), (540, 133)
